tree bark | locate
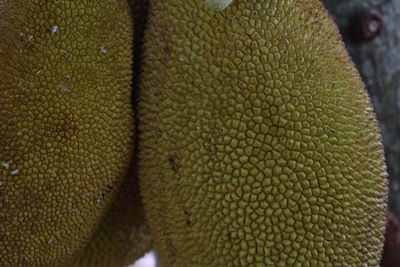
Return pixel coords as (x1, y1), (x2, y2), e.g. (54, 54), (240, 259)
(323, 0), (400, 216)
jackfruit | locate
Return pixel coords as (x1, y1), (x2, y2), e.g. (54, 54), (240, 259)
(69, 1), (153, 266)
(0, 0), (133, 266)
(138, 0), (388, 266)
(69, 165), (152, 267)
(72, 0), (152, 267)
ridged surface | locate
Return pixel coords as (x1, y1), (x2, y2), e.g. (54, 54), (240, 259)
(69, 1), (153, 266)
(0, 1), (133, 266)
(139, 0), (388, 266)
(69, 166), (152, 267)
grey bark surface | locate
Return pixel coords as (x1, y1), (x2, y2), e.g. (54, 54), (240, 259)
(322, 0), (400, 215)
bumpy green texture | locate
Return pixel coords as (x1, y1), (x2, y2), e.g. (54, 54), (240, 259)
(69, 1), (153, 266)
(0, 1), (133, 266)
(139, 0), (388, 265)
(69, 166), (152, 267)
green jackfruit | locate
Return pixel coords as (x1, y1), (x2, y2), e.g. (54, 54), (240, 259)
(69, 165), (152, 267)
(0, 1), (133, 265)
(138, 0), (388, 265)
(69, 1), (153, 266)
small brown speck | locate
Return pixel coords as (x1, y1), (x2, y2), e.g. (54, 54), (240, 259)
(168, 157), (180, 172)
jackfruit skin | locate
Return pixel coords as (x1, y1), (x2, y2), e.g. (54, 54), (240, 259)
(138, 0), (388, 266)
(69, 1), (153, 266)
(69, 166), (152, 267)
(0, 0), (133, 266)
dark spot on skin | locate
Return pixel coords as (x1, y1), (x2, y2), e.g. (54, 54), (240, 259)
(95, 185), (114, 203)
(163, 44), (172, 53)
(280, 34), (289, 46)
(106, 185), (113, 193)
(168, 157), (180, 172)
(183, 209), (191, 225)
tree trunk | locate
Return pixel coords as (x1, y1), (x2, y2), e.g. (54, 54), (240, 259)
(323, 0), (400, 216)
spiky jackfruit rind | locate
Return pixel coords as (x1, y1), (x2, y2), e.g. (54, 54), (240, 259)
(0, 1), (133, 265)
(139, 0), (388, 266)
(69, 165), (152, 267)
(70, 1), (153, 266)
